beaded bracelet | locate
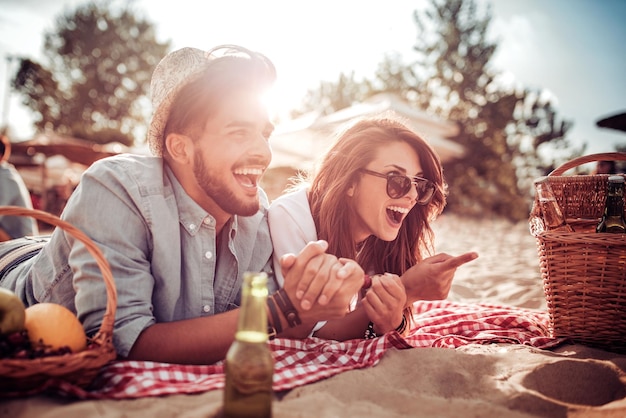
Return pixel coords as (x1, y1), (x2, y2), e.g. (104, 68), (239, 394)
(274, 288), (302, 328)
(364, 313), (408, 339)
(364, 321), (378, 339)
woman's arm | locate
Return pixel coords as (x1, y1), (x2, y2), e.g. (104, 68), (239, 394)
(313, 273), (407, 341)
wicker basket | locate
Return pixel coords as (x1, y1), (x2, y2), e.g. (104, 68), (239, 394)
(0, 206), (117, 393)
(529, 152), (626, 353)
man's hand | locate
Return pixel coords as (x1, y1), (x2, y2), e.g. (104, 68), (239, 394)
(402, 252), (478, 304)
(279, 240), (363, 320)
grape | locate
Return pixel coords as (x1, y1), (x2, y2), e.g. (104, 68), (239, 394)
(0, 330), (73, 359)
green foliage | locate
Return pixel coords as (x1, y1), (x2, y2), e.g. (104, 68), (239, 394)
(12, 1), (170, 146)
(295, 0), (584, 221)
(410, 0), (582, 220)
(291, 72), (372, 118)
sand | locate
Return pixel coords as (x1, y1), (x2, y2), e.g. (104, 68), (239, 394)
(2, 215), (625, 418)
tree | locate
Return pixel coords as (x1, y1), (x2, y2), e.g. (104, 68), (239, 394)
(12, 1), (170, 146)
(410, 0), (581, 220)
(295, 0), (582, 221)
(291, 71), (371, 119)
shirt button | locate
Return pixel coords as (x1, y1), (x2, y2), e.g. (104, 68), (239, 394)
(203, 305), (211, 313)
(189, 223), (196, 230)
(205, 251), (213, 259)
(203, 218), (212, 225)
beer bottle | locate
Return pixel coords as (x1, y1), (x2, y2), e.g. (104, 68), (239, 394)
(596, 175), (626, 234)
(534, 176), (573, 232)
(223, 272), (274, 418)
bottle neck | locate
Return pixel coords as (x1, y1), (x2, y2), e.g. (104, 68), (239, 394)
(605, 182), (625, 216)
(236, 273), (269, 343)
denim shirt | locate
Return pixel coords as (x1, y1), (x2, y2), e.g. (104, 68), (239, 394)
(5, 154), (276, 357)
(0, 161), (38, 238)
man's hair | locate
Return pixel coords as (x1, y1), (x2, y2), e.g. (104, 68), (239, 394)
(159, 47), (276, 156)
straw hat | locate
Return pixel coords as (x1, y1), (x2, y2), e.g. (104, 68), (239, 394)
(146, 47), (213, 156)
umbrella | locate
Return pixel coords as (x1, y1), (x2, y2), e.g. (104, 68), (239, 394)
(269, 93), (464, 169)
(10, 133), (129, 167)
(596, 111), (626, 133)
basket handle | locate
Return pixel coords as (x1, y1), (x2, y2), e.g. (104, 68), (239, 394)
(0, 206), (117, 342)
(549, 152), (626, 176)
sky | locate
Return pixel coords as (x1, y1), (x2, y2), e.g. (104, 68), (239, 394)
(0, 0), (625, 157)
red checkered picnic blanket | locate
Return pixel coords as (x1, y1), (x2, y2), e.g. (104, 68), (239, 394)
(7, 300), (564, 399)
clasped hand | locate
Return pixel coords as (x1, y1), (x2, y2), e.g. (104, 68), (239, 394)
(278, 240), (363, 323)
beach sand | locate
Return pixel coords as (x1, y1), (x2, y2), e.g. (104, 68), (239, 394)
(2, 215), (626, 417)
(433, 213), (547, 310)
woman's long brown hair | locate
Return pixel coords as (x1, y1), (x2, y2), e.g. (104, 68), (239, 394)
(305, 115), (447, 276)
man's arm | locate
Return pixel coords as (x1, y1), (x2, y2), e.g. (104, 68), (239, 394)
(127, 310), (238, 364)
(127, 241), (365, 364)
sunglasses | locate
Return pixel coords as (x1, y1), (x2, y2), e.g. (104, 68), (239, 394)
(360, 168), (436, 205)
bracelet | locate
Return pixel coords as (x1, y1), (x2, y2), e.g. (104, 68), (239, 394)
(274, 288), (302, 328)
(364, 322), (377, 339)
(395, 313), (408, 334)
(364, 313), (407, 340)
(266, 295), (283, 335)
(362, 274), (372, 290)
(267, 326), (277, 340)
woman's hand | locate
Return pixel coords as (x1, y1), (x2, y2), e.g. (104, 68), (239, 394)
(361, 273), (406, 334)
(402, 252), (478, 304)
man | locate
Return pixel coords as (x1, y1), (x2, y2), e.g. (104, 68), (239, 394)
(0, 46), (363, 364)
(0, 134), (39, 241)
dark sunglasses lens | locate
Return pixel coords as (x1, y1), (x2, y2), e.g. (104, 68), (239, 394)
(416, 181), (435, 204)
(387, 175), (412, 198)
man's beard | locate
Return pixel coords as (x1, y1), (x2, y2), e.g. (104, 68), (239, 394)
(193, 152), (259, 216)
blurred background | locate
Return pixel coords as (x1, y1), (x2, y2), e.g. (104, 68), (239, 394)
(1, 0), (625, 220)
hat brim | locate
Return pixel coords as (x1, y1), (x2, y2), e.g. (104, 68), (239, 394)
(146, 48), (212, 156)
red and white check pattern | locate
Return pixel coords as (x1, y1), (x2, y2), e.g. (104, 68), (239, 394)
(7, 301), (565, 399)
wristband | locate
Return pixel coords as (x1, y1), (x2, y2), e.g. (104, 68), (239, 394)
(267, 326), (277, 340)
(274, 288), (302, 328)
(266, 295), (283, 336)
(395, 313), (408, 334)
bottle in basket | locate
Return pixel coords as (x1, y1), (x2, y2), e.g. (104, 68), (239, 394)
(223, 272), (274, 418)
(534, 176), (574, 232)
(596, 175), (626, 233)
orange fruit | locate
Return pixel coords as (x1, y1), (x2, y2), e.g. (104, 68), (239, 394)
(24, 303), (87, 353)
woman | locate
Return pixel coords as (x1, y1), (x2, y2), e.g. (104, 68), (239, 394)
(269, 115), (477, 341)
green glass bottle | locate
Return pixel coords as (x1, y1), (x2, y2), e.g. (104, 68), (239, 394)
(596, 175), (626, 234)
(223, 272), (274, 418)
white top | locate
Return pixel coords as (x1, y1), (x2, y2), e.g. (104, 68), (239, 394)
(268, 185), (327, 334)
(268, 186), (317, 285)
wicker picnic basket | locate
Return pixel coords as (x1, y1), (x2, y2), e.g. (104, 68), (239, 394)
(0, 206), (117, 393)
(529, 152), (626, 353)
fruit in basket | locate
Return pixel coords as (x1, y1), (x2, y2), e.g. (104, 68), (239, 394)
(24, 303), (87, 353)
(0, 288), (26, 334)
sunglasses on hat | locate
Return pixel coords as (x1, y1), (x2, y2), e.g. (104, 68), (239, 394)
(360, 168), (436, 205)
